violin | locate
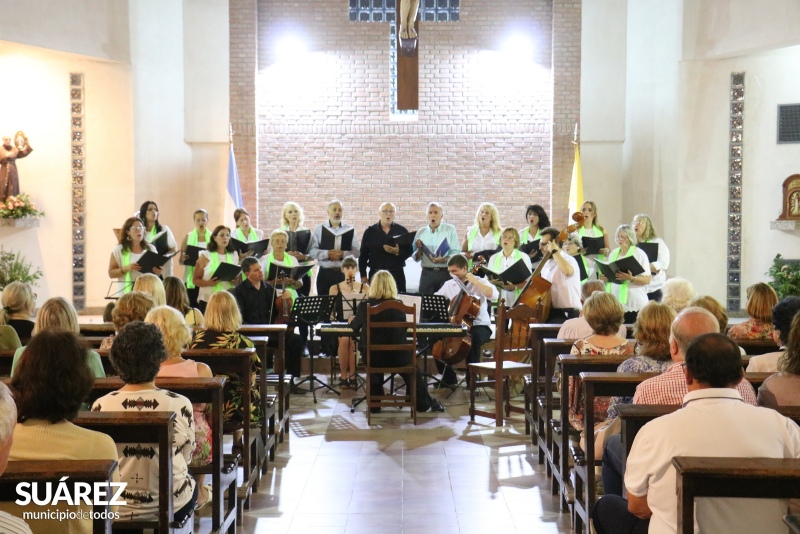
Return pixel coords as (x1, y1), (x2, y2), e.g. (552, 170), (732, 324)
(273, 272), (292, 324)
(432, 276), (480, 365)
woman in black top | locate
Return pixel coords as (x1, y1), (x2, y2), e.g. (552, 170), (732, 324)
(0, 281), (35, 340)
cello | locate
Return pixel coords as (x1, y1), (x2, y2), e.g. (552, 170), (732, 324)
(432, 276), (481, 366)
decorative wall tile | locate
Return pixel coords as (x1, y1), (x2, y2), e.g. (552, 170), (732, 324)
(70, 73), (86, 310)
(727, 72), (745, 311)
(728, 271), (740, 284)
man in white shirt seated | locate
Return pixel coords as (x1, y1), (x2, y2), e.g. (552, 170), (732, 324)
(0, 383), (33, 534)
(746, 296), (800, 372)
(538, 227), (582, 324)
(592, 333), (800, 534)
(557, 280), (627, 339)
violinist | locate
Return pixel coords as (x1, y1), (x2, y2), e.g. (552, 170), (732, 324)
(538, 227), (582, 323)
(434, 254), (498, 388)
(487, 228), (532, 306)
(329, 256), (368, 389)
(231, 257), (305, 391)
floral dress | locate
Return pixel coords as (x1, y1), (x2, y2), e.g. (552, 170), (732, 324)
(568, 337), (636, 431)
(189, 330), (262, 427)
(727, 318), (775, 341)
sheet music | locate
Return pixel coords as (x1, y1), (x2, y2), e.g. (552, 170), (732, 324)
(334, 234), (342, 252)
(397, 294), (422, 323)
(340, 292), (367, 320)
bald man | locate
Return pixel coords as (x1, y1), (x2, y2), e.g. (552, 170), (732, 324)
(358, 202), (413, 292)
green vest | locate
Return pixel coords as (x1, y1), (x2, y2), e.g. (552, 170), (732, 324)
(236, 226), (258, 242)
(185, 229), (211, 289)
(120, 249), (132, 294)
(209, 251), (234, 294)
(467, 226), (500, 269)
(265, 252), (298, 301)
(493, 249), (524, 303)
(606, 246), (636, 304)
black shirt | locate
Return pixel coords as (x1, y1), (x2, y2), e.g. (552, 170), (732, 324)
(7, 319), (34, 341)
(358, 222), (414, 279)
(230, 279), (280, 324)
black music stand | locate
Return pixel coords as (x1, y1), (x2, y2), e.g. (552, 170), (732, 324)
(336, 293), (368, 390)
(419, 295), (454, 389)
(292, 295), (338, 402)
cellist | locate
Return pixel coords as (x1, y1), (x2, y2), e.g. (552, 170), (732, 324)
(434, 254), (498, 388)
(538, 227), (582, 323)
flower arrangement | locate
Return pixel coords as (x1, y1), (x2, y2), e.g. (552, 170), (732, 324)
(766, 254), (800, 298)
(0, 248), (42, 290)
(0, 193), (44, 219)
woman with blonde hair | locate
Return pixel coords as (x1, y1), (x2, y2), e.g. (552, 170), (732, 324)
(631, 213), (670, 301)
(349, 271), (445, 413)
(147, 305), (213, 508)
(280, 201), (314, 347)
(690, 295), (729, 332)
(190, 291), (272, 422)
(578, 201), (611, 267)
(600, 224), (651, 324)
(728, 282), (779, 340)
(568, 292), (636, 431)
(100, 291), (156, 349)
(661, 277), (696, 313)
(132, 273), (166, 306)
(11, 297), (105, 377)
(163, 276), (204, 326)
(462, 202), (502, 266)
(0, 280), (35, 339)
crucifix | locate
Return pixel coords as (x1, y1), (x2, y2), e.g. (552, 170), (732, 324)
(397, 0), (420, 110)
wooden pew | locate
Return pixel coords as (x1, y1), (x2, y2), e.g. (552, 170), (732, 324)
(79, 323), (115, 337)
(737, 338), (779, 355)
(533, 339), (574, 478)
(72, 411), (192, 533)
(673, 456), (800, 534)
(85, 377), (237, 533)
(571, 372), (658, 534)
(0, 460), (118, 534)
(551, 354), (630, 515)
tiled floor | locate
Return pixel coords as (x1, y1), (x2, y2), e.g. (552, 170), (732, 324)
(197, 377), (571, 534)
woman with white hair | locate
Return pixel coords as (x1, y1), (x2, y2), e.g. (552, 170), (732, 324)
(660, 277), (696, 313)
(600, 224), (651, 324)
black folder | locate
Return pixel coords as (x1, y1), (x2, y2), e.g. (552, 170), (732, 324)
(151, 232), (171, 255)
(183, 245), (204, 267)
(391, 231), (417, 247)
(287, 230), (312, 253)
(230, 237), (270, 258)
(519, 239), (541, 255)
(576, 255), (589, 281)
(594, 255), (645, 284)
(637, 242), (659, 263)
(136, 250), (178, 275)
(477, 259), (532, 285)
(472, 246), (501, 265)
(581, 235), (606, 255)
(265, 262), (314, 282)
(320, 227), (354, 251)
(211, 262), (243, 282)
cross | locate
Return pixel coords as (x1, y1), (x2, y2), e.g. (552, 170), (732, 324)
(351, 0), (458, 112)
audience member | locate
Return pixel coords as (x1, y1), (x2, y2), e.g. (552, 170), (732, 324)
(163, 276), (203, 326)
(747, 296), (800, 372)
(0, 281), (35, 340)
(660, 277), (695, 313)
(728, 282), (778, 340)
(557, 280), (627, 339)
(690, 295), (729, 331)
(0, 382), (33, 534)
(132, 272), (166, 306)
(100, 291), (156, 349)
(92, 322), (197, 522)
(758, 311), (800, 408)
(0, 325), (21, 350)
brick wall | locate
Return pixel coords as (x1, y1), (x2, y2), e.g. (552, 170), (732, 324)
(229, 0), (580, 238)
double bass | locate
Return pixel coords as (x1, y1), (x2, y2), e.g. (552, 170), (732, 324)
(513, 212), (585, 324)
(432, 276), (481, 365)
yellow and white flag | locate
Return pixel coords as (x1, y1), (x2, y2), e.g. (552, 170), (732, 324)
(568, 141), (584, 216)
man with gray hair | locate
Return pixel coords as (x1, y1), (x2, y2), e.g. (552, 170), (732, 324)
(0, 382), (33, 534)
(557, 280), (627, 339)
(413, 202), (459, 294)
(359, 202), (414, 292)
(309, 199), (361, 297)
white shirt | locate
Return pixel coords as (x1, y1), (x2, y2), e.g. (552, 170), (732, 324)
(488, 249), (532, 306)
(111, 242), (157, 292)
(198, 249), (240, 303)
(640, 237), (670, 294)
(746, 350), (784, 373)
(557, 316), (627, 339)
(607, 247), (651, 312)
(0, 511), (32, 534)
(436, 277), (499, 327)
(625, 388), (800, 534)
(465, 225), (499, 254)
(539, 251), (581, 309)
(309, 221), (360, 269)
(145, 225), (178, 277)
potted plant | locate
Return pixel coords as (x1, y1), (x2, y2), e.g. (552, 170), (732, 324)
(0, 248), (42, 290)
(766, 254), (800, 298)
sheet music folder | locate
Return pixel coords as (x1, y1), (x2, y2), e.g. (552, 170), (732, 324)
(594, 256), (645, 284)
(421, 239), (450, 258)
(211, 262), (243, 282)
(581, 236), (605, 255)
(183, 245), (204, 267)
(519, 239), (540, 255)
(137, 250), (179, 274)
(266, 262), (314, 281)
(287, 230), (312, 253)
(230, 237), (270, 258)
(637, 242), (659, 263)
(391, 231), (416, 247)
(320, 227), (354, 251)
(477, 259), (531, 285)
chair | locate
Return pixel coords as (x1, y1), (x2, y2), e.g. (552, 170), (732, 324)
(469, 300), (538, 427)
(365, 300), (418, 425)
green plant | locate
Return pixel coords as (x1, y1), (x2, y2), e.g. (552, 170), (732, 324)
(766, 254), (800, 298)
(0, 193), (44, 219)
(0, 248), (42, 290)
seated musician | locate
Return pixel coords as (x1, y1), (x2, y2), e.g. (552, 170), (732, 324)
(593, 333), (800, 534)
(538, 227), (582, 324)
(92, 322), (197, 523)
(231, 257), (305, 394)
(349, 271), (445, 413)
(330, 256), (368, 389)
(486, 227), (532, 307)
(434, 254), (498, 388)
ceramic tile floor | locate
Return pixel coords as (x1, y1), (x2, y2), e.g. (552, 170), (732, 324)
(197, 378), (571, 534)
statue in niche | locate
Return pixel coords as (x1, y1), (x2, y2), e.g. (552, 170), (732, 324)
(778, 174), (800, 220)
(399, 0), (419, 55)
(0, 131), (33, 202)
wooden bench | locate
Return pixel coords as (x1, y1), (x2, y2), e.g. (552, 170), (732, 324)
(85, 376), (237, 533)
(72, 411), (192, 533)
(0, 459), (118, 534)
(571, 372), (657, 534)
(673, 456), (800, 534)
(551, 354), (631, 515)
(79, 323), (116, 337)
(737, 338), (779, 355)
(533, 339), (574, 472)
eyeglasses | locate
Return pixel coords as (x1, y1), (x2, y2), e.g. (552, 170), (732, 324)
(129, 226), (144, 231)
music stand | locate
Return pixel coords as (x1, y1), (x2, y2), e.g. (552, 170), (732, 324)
(337, 293), (368, 390)
(291, 295), (338, 402)
(105, 280), (134, 300)
(418, 295), (455, 389)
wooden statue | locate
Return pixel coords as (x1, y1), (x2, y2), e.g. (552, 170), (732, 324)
(0, 132), (33, 202)
(778, 174), (800, 220)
